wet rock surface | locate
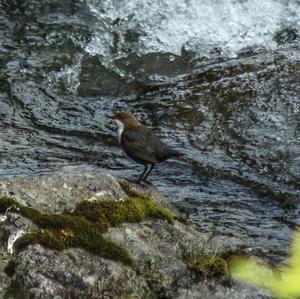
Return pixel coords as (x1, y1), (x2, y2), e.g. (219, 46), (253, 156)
(0, 1), (299, 295)
(0, 0), (299, 265)
(0, 169), (124, 212)
(0, 169), (271, 298)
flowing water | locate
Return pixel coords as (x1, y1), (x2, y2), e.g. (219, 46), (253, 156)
(0, 0), (300, 263)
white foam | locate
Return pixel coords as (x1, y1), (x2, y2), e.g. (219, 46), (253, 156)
(85, 0), (300, 59)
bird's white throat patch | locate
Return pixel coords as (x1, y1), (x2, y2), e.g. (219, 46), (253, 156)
(115, 120), (124, 144)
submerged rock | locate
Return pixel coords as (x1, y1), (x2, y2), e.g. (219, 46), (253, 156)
(0, 169), (271, 298)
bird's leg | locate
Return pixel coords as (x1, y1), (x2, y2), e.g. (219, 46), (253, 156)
(137, 165), (148, 183)
(143, 164), (154, 182)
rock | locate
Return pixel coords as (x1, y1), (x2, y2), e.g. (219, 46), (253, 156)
(0, 169), (272, 298)
(273, 27), (299, 45)
(0, 170), (125, 213)
(0, 245), (13, 298)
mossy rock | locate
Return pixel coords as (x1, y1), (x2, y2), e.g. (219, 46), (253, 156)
(188, 255), (229, 280)
(0, 195), (175, 265)
(0, 196), (20, 212)
(73, 197), (174, 227)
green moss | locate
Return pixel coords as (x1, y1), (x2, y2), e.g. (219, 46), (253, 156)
(187, 254), (229, 280)
(15, 228), (132, 265)
(0, 195), (174, 265)
(15, 229), (67, 251)
(73, 197), (174, 226)
(0, 196), (20, 213)
(17, 206), (105, 233)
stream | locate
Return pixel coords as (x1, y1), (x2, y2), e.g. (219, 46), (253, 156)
(0, 0), (300, 263)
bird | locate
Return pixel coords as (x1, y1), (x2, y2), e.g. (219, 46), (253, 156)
(113, 112), (183, 183)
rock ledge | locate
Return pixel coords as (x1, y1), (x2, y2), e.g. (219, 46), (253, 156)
(0, 169), (270, 298)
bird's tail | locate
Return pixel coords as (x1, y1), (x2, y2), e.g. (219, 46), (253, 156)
(167, 148), (185, 158)
(156, 145), (185, 162)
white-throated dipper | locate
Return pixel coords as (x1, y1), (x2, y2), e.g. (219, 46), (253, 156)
(113, 112), (182, 183)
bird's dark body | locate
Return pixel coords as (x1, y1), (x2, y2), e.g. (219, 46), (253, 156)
(121, 126), (181, 165)
(113, 111), (182, 183)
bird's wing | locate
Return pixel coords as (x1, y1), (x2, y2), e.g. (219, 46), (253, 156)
(145, 128), (182, 161)
(121, 127), (159, 164)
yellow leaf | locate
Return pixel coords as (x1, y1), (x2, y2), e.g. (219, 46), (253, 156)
(230, 230), (300, 298)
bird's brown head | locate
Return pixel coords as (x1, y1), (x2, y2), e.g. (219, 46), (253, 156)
(113, 112), (141, 128)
